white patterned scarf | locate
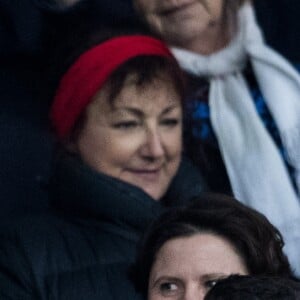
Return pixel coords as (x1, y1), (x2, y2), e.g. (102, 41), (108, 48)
(172, 2), (300, 269)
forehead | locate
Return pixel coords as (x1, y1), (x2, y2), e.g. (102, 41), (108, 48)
(91, 73), (182, 114)
(116, 75), (180, 105)
(152, 233), (247, 276)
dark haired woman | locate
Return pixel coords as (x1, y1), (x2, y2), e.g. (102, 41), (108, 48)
(132, 193), (296, 299)
(0, 30), (207, 299)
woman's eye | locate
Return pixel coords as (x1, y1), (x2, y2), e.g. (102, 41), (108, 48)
(161, 118), (180, 127)
(204, 280), (218, 289)
(113, 121), (138, 129)
(159, 282), (179, 295)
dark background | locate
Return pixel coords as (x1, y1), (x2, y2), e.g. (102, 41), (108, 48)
(0, 0), (299, 218)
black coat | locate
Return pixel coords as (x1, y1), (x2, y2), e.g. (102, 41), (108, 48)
(0, 155), (207, 299)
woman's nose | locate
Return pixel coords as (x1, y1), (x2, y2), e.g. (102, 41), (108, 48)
(140, 129), (164, 159)
(183, 286), (206, 300)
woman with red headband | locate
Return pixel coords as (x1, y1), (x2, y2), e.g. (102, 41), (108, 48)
(0, 29), (207, 299)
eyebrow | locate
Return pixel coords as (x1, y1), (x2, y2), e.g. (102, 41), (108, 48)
(202, 274), (228, 281)
(114, 104), (181, 118)
(162, 104), (181, 115)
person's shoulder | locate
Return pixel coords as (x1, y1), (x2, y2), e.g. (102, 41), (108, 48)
(0, 212), (67, 238)
(0, 212), (100, 271)
(0, 212), (115, 285)
(0, 213), (142, 299)
(0, 213), (68, 293)
(0, 213), (72, 264)
(0, 211), (132, 269)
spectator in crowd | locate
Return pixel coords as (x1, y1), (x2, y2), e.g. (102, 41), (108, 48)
(204, 275), (300, 300)
(132, 193), (296, 299)
(133, 0), (300, 274)
(0, 28), (207, 299)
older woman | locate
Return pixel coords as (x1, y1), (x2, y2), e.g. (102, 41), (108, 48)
(0, 29), (207, 299)
(133, 0), (300, 273)
(132, 193), (296, 300)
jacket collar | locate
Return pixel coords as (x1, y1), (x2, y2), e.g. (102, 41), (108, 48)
(50, 153), (207, 234)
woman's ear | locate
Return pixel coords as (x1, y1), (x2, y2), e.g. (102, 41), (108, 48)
(63, 111), (86, 154)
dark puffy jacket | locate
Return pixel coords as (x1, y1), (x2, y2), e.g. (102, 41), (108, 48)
(0, 155), (207, 299)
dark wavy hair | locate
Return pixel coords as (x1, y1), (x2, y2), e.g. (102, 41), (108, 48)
(132, 193), (295, 296)
(204, 275), (300, 300)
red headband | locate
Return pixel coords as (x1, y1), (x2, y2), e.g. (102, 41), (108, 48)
(50, 35), (174, 139)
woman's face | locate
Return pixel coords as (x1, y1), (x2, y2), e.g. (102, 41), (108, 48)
(148, 233), (248, 300)
(74, 74), (182, 200)
(133, 0), (225, 49)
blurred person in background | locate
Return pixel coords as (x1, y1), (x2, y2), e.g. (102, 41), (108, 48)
(133, 0), (300, 274)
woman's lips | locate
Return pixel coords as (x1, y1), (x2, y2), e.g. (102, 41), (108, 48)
(127, 169), (161, 181)
(158, 1), (196, 16)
